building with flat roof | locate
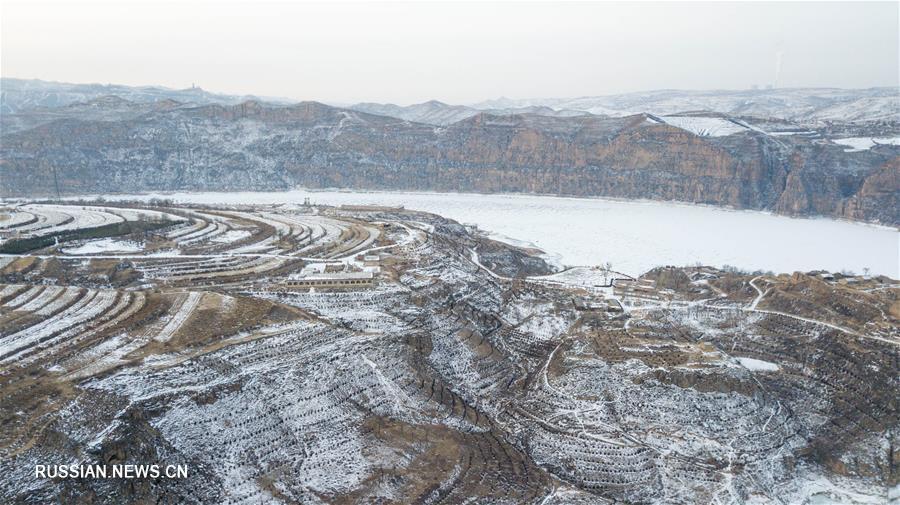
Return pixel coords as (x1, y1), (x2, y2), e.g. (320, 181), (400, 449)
(284, 271), (374, 289)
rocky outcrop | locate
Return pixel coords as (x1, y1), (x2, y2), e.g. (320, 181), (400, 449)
(837, 157), (900, 224)
(2, 100), (898, 225)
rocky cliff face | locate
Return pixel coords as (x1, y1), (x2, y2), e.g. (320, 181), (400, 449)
(2, 100), (898, 225)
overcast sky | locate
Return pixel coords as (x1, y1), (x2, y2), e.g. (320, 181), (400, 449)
(1, 1), (897, 105)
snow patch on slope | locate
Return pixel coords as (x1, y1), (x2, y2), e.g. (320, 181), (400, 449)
(660, 116), (749, 137)
(832, 137), (900, 152)
(734, 357), (780, 372)
(63, 238), (143, 255)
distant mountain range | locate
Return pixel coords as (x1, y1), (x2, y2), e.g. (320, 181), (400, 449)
(471, 88), (900, 123)
(3, 78), (897, 124)
(0, 78), (292, 115)
(352, 88), (900, 125)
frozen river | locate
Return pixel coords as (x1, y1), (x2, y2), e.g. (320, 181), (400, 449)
(95, 189), (898, 278)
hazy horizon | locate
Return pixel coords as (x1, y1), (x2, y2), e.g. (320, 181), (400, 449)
(4, 74), (900, 108)
(2, 1), (898, 105)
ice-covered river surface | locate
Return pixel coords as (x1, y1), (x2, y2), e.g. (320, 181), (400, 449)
(96, 189), (898, 278)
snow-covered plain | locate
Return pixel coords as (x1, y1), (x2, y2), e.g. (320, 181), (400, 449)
(93, 190), (899, 278)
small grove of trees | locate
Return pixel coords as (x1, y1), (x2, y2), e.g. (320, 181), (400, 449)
(722, 264), (750, 275)
(148, 198), (175, 207)
(135, 212), (167, 224)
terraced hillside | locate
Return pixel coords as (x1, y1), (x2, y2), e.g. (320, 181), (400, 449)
(0, 202), (897, 504)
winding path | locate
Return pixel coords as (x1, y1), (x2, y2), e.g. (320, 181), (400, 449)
(745, 276), (897, 347)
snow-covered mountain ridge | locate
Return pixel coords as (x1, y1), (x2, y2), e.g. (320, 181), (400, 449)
(471, 87), (900, 123)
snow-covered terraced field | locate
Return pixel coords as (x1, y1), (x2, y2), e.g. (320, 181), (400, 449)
(0, 209), (38, 229)
(15, 205), (122, 236)
(173, 211), (236, 245)
(0, 204), (183, 240)
(0, 202), (895, 505)
(0, 288), (120, 364)
(3, 207), (71, 235)
(154, 291), (202, 342)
